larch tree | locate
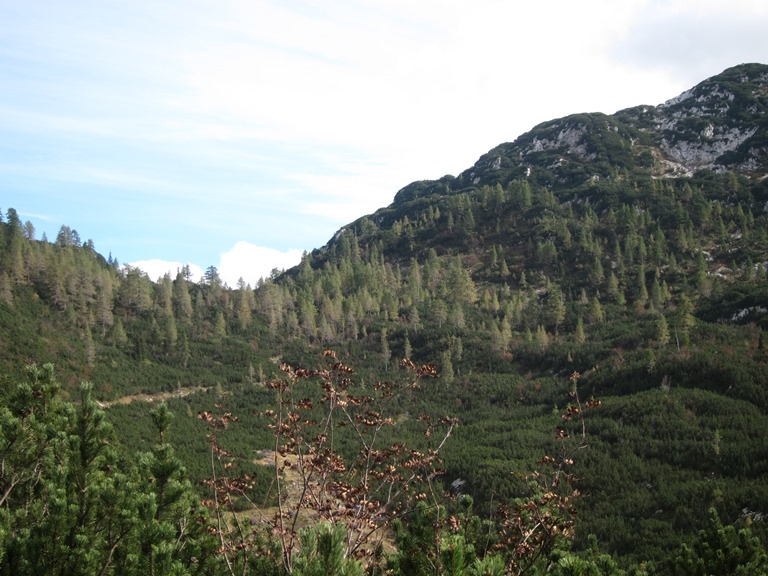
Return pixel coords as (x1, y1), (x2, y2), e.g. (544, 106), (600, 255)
(656, 314), (671, 348)
(172, 270), (193, 327)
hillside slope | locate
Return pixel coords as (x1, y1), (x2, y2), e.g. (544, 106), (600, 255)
(271, 62), (768, 565)
(2, 63), (768, 570)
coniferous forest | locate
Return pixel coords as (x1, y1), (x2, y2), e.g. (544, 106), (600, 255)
(2, 63), (768, 574)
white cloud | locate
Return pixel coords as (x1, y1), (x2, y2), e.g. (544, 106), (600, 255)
(218, 241), (304, 287)
(132, 243), (304, 288)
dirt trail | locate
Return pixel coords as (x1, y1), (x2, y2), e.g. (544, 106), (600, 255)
(96, 386), (208, 409)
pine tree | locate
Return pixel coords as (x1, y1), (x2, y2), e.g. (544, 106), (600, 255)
(407, 258), (423, 304)
(214, 310), (227, 339)
(95, 274), (115, 336)
(292, 523), (364, 576)
(651, 277), (663, 309)
(0, 372), (164, 576)
(670, 508), (768, 575)
(695, 251), (709, 294)
(172, 270), (193, 326)
(133, 403), (215, 575)
(234, 278), (255, 332)
(452, 335), (464, 362)
(500, 258), (510, 279)
(489, 321), (504, 354)
(588, 296), (605, 324)
(381, 327), (391, 371)
(545, 287), (566, 334)
(575, 317), (586, 344)
(203, 265), (222, 287)
(441, 349), (454, 383)
(591, 256), (604, 287)
(656, 314), (670, 347)
(535, 325), (549, 350)
(404, 333), (412, 359)
(635, 266), (648, 308)
(164, 313), (178, 351)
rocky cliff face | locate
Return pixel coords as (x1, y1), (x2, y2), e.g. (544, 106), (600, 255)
(652, 64), (768, 175)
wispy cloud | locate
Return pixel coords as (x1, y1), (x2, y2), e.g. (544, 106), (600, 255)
(1, 0), (765, 278)
(17, 210), (55, 222)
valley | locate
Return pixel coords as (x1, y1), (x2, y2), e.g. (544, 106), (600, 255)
(1, 62), (768, 574)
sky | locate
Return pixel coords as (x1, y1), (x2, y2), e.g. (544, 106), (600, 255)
(1, 0), (766, 286)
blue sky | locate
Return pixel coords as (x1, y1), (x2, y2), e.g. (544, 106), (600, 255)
(2, 0), (766, 285)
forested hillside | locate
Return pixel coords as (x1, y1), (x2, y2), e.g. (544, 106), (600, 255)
(2, 63), (768, 574)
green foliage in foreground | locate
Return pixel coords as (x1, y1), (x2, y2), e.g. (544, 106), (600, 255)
(2, 64), (768, 571)
(669, 508), (768, 575)
(3, 361), (768, 575)
(0, 364), (219, 575)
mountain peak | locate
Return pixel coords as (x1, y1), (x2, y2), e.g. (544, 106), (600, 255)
(391, 64), (768, 206)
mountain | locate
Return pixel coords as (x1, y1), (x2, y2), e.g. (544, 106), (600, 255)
(274, 62), (768, 565)
(393, 62), (768, 207)
(2, 63), (768, 573)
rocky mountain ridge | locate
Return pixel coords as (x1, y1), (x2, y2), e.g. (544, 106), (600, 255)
(393, 63), (768, 206)
(655, 63), (768, 174)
